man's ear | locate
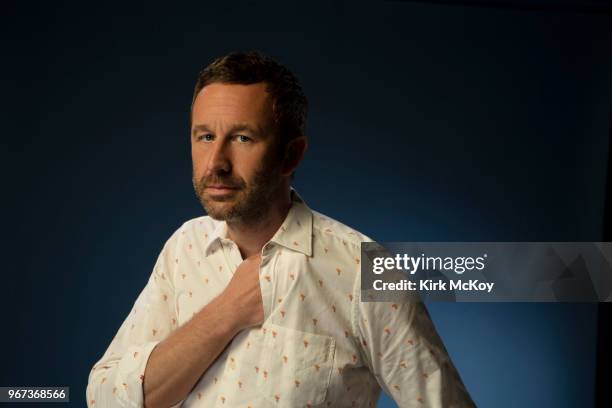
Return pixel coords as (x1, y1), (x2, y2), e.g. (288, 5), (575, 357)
(282, 136), (308, 177)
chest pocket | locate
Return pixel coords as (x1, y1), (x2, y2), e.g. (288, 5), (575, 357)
(257, 323), (336, 407)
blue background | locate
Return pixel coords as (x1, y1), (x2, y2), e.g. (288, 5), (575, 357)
(2, 1), (610, 406)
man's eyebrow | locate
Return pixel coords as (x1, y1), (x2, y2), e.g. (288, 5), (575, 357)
(191, 124), (212, 135)
(191, 123), (262, 136)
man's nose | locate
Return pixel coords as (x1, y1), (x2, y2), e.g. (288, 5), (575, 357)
(205, 140), (231, 175)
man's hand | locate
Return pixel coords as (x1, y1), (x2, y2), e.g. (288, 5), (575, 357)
(141, 253), (264, 407)
(221, 254), (264, 333)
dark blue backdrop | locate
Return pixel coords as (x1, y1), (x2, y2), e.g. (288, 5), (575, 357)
(3, 1), (610, 407)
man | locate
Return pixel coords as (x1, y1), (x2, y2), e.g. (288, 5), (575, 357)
(87, 51), (475, 407)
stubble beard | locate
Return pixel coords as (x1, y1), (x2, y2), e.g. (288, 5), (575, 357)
(192, 162), (283, 227)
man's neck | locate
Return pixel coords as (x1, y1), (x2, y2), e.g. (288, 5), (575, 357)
(227, 187), (292, 259)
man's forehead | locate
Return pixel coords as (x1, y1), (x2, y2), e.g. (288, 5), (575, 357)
(196, 82), (271, 106)
(193, 82), (274, 122)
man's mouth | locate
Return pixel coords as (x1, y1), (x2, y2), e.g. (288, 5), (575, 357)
(205, 185), (240, 195)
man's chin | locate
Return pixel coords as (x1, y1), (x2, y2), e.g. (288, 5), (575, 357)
(202, 202), (237, 221)
(207, 213), (229, 221)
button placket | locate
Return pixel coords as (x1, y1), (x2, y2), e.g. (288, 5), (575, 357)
(228, 243), (243, 270)
(219, 239), (240, 276)
(258, 244), (277, 323)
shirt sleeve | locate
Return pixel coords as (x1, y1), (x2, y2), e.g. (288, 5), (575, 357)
(86, 235), (180, 408)
(352, 270), (476, 408)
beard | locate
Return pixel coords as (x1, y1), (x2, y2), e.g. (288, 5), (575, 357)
(192, 159), (283, 226)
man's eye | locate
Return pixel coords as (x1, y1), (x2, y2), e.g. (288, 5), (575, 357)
(236, 135), (252, 143)
(197, 133), (214, 142)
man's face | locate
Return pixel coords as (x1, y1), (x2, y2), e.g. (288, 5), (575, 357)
(191, 82), (284, 224)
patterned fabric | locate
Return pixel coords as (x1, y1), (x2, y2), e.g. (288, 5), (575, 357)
(87, 189), (475, 407)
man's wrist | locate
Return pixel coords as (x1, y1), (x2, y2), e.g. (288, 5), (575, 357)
(195, 293), (242, 338)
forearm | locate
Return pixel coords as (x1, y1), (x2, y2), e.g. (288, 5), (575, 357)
(143, 294), (239, 408)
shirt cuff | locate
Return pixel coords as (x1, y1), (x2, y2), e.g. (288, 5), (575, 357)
(113, 341), (160, 408)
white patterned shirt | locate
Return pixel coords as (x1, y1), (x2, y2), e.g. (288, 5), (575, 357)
(87, 189), (475, 407)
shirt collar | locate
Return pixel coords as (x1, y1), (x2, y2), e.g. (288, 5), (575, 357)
(203, 188), (313, 257)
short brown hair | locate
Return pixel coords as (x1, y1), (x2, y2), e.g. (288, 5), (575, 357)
(191, 51), (308, 147)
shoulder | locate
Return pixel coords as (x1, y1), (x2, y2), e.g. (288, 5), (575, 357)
(311, 209), (375, 255)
